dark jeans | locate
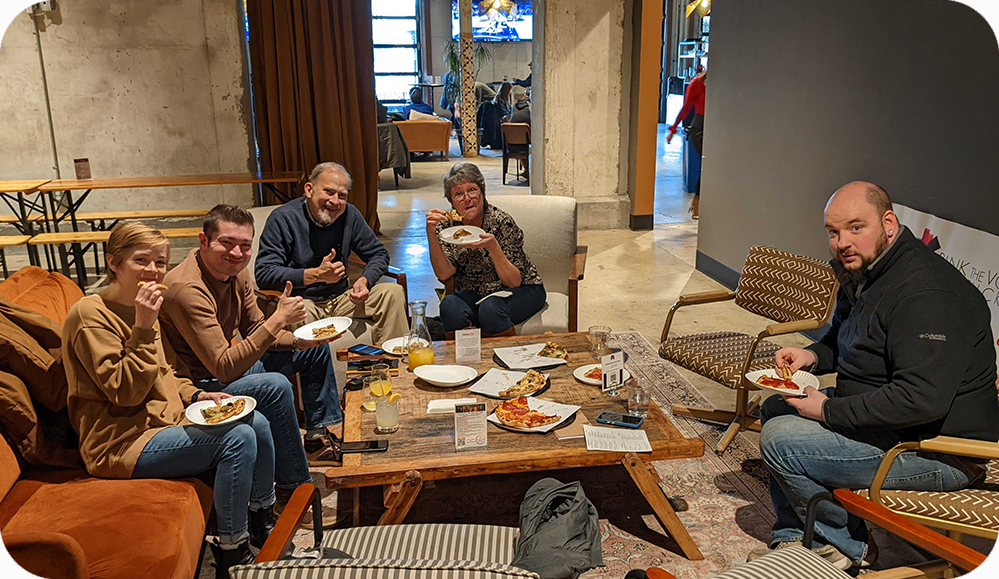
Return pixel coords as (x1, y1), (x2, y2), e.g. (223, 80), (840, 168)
(440, 284), (546, 335)
(689, 114), (704, 197)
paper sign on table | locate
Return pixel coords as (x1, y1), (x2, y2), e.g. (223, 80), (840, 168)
(583, 425), (652, 453)
(493, 343), (569, 370)
(454, 402), (488, 451)
(601, 351), (625, 392)
(455, 328), (481, 365)
(428, 397), (477, 414)
(469, 368), (549, 398)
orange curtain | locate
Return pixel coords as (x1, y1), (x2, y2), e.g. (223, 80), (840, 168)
(246, 0), (380, 232)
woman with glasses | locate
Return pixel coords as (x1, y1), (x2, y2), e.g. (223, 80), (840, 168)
(426, 163), (545, 336)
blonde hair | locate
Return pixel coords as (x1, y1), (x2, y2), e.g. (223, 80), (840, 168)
(105, 222), (169, 281)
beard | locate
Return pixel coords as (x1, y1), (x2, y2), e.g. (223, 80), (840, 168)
(313, 203), (343, 226)
(831, 228), (890, 290)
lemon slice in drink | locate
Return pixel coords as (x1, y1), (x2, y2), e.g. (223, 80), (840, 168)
(369, 380), (392, 397)
(388, 393), (402, 403)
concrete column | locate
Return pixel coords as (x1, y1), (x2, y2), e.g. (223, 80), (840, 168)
(458, 0), (478, 156)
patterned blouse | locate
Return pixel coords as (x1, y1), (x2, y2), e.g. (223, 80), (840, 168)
(436, 203), (544, 295)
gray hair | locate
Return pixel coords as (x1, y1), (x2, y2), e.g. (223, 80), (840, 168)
(443, 163), (486, 201)
(308, 161), (353, 189)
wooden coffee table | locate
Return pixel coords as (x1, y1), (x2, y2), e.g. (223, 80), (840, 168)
(326, 332), (706, 560)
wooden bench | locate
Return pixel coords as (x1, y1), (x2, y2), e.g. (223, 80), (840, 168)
(1, 209), (209, 226)
(0, 235), (32, 278)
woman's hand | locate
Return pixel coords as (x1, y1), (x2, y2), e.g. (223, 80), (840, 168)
(134, 282), (164, 329)
(426, 209), (449, 233)
(466, 232), (500, 253)
(201, 391), (233, 405)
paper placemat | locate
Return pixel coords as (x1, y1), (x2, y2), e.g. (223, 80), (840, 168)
(492, 343), (569, 370)
(469, 368), (549, 397)
(487, 398), (581, 433)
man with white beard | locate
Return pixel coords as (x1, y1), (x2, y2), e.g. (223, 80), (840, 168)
(255, 162), (408, 343)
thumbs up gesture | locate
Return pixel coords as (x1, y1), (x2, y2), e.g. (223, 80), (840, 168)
(274, 280), (307, 327)
(314, 247), (346, 284)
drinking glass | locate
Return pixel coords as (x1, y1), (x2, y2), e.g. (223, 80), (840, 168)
(375, 396), (400, 433)
(407, 300), (435, 369)
(588, 325), (612, 359)
(626, 379), (650, 418)
(361, 375), (383, 412)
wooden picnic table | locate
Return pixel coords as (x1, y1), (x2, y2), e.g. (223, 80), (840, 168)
(0, 180), (52, 267)
(328, 332), (706, 560)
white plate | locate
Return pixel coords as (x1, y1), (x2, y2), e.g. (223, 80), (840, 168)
(572, 363), (631, 387)
(439, 225), (486, 246)
(293, 317), (352, 342)
(413, 364), (478, 387)
(744, 368), (820, 397)
(381, 336), (430, 356)
(185, 395), (256, 427)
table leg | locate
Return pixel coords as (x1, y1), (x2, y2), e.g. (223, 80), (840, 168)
(46, 192), (73, 279)
(15, 193), (40, 267)
(378, 470), (423, 526)
(63, 189), (88, 286)
(621, 453), (704, 560)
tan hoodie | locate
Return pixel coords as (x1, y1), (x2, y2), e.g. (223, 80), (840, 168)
(62, 294), (202, 478)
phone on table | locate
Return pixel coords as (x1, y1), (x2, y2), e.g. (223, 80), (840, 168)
(348, 344), (388, 357)
(340, 440), (389, 453)
(596, 412), (645, 429)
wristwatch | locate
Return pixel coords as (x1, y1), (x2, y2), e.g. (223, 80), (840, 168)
(292, 336), (300, 350)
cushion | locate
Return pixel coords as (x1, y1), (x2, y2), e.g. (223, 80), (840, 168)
(3, 531), (89, 579)
(0, 474), (212, 579)
(0, 433), (19, 500)
(408, 110), (438, 121)
(715, 545), (849, 579)
(488, 197), (576, 297)
(515, 292), (568, 335)
(0, 266), (84, 324)
(321, 523), (519, 563)
(660, 331), (782, 389)
(231, 559), (539, 579)
(734, 246), (837, 325)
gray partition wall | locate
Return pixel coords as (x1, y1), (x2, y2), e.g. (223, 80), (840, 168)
(695, 0), (999, 287)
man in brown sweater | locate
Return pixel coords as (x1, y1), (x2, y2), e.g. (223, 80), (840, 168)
(160, 205), (343, 473)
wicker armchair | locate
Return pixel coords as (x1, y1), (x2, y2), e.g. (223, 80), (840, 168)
(659, 245), (838, 453)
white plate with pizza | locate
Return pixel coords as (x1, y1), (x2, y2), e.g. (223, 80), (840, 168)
(744, 368), (820, 397)
(293, 317), (352, 342)
(380, 336), (430, 356)
(439, 225), (486, 246)
(186, 395), (256, 427)
(572, 364), (632, 387)
(487, 396), (581, 433)
(469, 368), (551, 399)
(413, 364), (478, 387)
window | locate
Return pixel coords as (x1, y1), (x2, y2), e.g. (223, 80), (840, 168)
(372, 0), (422, 108)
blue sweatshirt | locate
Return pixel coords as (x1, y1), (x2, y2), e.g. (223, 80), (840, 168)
(255, 198), (390, 301)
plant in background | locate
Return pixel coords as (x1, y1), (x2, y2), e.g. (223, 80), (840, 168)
(441, 38), (492, 107)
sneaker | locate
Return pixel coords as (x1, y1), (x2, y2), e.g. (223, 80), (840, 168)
(303, 433), (341, 467)
(746, 540), (802, 562)
(815, 539), (879, 570)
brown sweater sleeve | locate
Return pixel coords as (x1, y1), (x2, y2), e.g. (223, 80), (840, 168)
(70, 322), (161, 408)
(162, 282), (279, 383)
(238, 276), (296, 351)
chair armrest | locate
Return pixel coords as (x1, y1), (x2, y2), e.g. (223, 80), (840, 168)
(570, 246), (587, 281)
(255, 289), (282, 302)
(677, 290), (736, 306)
(832, 489), (986, 572)
(255, 484), (317, 563)
(386, 265), (405, 278)
(916, 436), (999, 461)
(3, 531), (89, 579)
(763, 319), (822, 337)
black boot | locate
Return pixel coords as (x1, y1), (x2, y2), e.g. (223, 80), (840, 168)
(249, 505), (278, 549)
(209, 540), (254, 579)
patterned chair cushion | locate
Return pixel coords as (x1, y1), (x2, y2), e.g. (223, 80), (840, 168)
(660, 331), (782, 389)
(853, 462), (999, 532)
(231, 559), (539, 579)
(322, 523), (519, 563)
(734, 246), (838, 325)
(714, 545), (850, 579)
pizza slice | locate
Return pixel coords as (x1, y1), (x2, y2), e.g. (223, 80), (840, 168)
(495, 396), (561, 429)
(453, 227), (473, 240)
(201, 398), (246, 424)
(537, 341), (568, 359)
(499, 369), (546, 398)
(583, 367), (602, 381)
(446, 209), (462, 222)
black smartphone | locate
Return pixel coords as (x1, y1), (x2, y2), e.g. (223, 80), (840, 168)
(595, 412), (645, 429)
(348, 344), (388, 357)
(340, 440), (389, 453)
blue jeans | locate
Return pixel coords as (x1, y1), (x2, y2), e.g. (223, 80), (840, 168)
(759, 389), (972, 564)
(132, 412), (275, 545)
(440, 284), (546, 335)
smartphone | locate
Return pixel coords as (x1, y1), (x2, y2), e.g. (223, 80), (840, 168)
(596, 412), (645, 429)
(348, 344), (388, 357)
(340, 440), (389, 453)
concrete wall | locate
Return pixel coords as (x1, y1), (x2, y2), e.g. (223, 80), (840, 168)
(0, 1), (254, 215)
(425, 0), (533, 116)
(537, 0), (631, 228)
(697, 0), (999, 279)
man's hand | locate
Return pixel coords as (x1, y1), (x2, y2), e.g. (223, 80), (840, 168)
(201, 391), (232, 405)
(786, 386), (828, 421)
(775, 347), (817, 373)
(134, 282), (165, 329)
(350, 277), (370, 304)
(308, 248), (346, 285)
(273, 281), (307, 327)
(465, 232), (500, 253)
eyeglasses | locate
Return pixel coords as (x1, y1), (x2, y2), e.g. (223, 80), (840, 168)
(451, 188), (481, 203)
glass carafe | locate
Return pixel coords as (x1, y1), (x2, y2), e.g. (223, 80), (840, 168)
(406, 300), (435, 369)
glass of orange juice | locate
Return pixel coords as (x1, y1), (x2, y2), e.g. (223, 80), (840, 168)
(408, 346), (435, 369)
(405, 300), (435, 370)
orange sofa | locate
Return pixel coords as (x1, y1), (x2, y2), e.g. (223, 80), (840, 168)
(0, 267), (213, 579)
(393, 119), (453, 159)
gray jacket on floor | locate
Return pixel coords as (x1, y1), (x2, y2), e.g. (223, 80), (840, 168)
(511, 478), (603, 579)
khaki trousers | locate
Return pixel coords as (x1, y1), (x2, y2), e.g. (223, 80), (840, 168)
(303, 283), (409, 344)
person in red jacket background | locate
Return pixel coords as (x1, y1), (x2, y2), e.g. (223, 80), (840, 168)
(666, 70), (706, 219)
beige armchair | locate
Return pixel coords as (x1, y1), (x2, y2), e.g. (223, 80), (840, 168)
(393, 119), (453, 159)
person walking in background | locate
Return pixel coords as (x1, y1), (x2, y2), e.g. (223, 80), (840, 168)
(666, 70), (707, 219)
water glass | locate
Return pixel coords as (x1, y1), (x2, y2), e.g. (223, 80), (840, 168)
(626, 379), (650, 418)
(375, 396), (400, 434)
(588, 325), (612, 359)
(361, 375), (380, 412)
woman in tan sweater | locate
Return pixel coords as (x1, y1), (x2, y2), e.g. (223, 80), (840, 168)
(62, 222), (276, 577)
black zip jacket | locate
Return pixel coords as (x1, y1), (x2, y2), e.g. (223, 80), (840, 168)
(809, 227), (998, 444)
